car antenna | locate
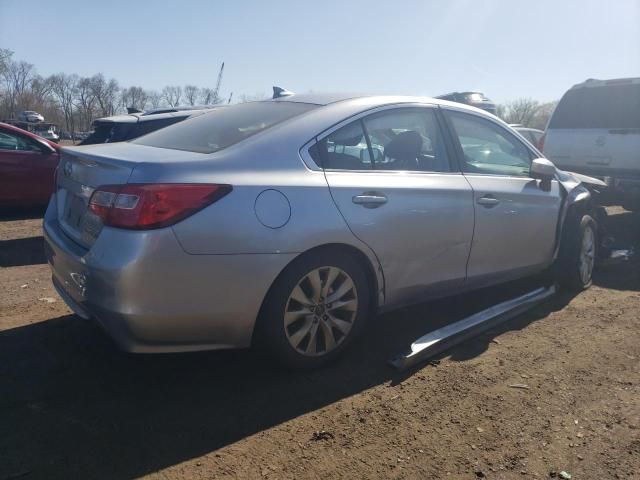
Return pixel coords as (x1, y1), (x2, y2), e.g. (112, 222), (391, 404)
(272, 86), (294, 99)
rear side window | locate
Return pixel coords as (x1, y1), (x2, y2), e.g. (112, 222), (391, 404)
(133, 102), (318, 153)
(311, 108), (451, 172)
(549, 83), (640, 129)
(81, 122), (133, 145)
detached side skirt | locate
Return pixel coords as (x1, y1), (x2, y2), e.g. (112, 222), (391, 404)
(389, 285), (557, 371)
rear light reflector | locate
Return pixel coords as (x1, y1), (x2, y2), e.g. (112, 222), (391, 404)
(89, 183), (232, 229)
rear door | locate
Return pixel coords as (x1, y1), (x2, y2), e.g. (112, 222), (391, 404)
(443, 109), (562, 283)
(311, 105), (474, 306)
(544, 80), (640, 177)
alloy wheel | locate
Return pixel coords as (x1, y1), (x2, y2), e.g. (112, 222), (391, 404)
(284, 266), (358, 357)
(579, 225), (596, 285)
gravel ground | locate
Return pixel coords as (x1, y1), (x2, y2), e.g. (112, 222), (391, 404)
(0, 208), (638, 480)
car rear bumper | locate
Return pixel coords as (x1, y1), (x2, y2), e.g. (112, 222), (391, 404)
(43, 199), (296, 353)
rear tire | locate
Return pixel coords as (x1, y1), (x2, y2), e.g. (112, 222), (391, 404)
(556, 214), (597, 291)
(257, 251), (370, 369)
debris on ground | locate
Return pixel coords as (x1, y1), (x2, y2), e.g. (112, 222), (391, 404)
(311, 430), (334, 441)
(508, 383), (530, 389)
(559, 471), (572, 479)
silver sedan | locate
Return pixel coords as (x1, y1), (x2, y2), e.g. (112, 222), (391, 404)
(44, 93), (602, 368)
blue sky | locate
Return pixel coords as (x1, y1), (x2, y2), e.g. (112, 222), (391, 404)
(1, 0), (638, 103)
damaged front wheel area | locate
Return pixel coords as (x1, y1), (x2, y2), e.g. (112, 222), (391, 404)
(556, 213), (598, 291)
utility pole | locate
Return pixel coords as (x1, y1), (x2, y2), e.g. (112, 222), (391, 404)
(213, 62), (224, 103)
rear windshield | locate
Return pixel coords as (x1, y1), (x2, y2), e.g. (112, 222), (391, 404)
(81, 122), (133, 145)
(549, 83), (640, 129)
(132, 101), (318, 153)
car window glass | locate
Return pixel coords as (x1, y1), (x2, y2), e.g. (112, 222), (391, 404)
(310, 120), (371, 170)
(0, 131), (39, 152)
(363, 109), (450, 172)
(549, 83), (640, 129)
(133, 102), (317, 154)
(132, 117), (186, 139)
(448, 112), (532, 177)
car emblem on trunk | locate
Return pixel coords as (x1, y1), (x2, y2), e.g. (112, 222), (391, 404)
(595, 136), (606, 147)
(63, 162), (73, 177)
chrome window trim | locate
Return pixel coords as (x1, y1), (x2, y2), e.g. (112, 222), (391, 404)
(299, 102), (461, 175)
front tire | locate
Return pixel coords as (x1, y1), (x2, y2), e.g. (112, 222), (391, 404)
(557, 214), (597, 291)
(257, 251), (370, 369)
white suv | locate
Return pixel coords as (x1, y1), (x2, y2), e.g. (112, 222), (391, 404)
(542, 77), (640, 209)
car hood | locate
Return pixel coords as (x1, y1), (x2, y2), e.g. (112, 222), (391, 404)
(556, 169), (607, 193)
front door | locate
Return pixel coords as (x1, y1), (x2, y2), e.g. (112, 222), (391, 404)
(311, 106), (475, 306)
(444, 109), (563, 283)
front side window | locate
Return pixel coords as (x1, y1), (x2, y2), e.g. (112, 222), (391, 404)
(447, 111), (532, 177)
(311, 107), (450, 172)
(0, 131), (39, 152)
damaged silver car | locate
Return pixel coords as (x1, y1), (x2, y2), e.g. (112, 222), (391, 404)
(44, 92), (606, 368)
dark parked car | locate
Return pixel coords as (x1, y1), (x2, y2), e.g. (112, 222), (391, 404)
(0, 122), (60, 206)
(80, 106), (220, 145)
(435, 91), (498, 115)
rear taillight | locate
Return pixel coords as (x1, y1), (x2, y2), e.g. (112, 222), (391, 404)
(88, 183), (231, 229)
(537, 132), (546, 153)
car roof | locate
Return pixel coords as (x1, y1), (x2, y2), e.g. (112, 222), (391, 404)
(271, 92), (369, 106)
(572, 77), (640, 90)
(270, 93), (496, 115)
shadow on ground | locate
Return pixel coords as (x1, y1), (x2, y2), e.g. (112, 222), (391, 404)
(0, 276), (575, 480)
(0, 209), (637, 479)
(0, 207), (45, 222)
(0, 236), (46, 267)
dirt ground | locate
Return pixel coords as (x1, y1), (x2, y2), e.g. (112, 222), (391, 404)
(0, 208), (638, 480)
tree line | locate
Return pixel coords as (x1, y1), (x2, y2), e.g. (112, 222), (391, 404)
(0, 48), (226, 136)
(1, 48), (558, 136)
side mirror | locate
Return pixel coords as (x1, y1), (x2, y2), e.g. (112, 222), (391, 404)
(530, 158), (556, 191)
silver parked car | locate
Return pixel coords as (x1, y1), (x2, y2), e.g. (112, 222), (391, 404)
(18, 110), (45, 123)
(44, 93), (604, 368)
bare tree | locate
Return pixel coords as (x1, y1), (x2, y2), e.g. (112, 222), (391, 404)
(90, 74), (120, 117)
(530, 101), (557, 130)
(75, 77), (98, 130)
(147, 90), (163, 109)
(2, 59), (37, 117)
(121, 86), (148, 111)
(498, 98), (540, 126)
(498, 98), (558, 129)
(184, 85), (199, 106)
(162, 85), (182, 107)
(0, 48), (13, 76)
(50, 73), (78, 138)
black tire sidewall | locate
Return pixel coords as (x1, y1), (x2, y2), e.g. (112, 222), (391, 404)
(558, 214), (597, 291)
(258, 251), (371, 369)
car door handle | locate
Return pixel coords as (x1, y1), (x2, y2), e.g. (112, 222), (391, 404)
(352, 193), (388, 208)
(477, 196), (500, 207)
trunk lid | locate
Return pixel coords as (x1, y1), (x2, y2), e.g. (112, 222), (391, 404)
(56, 147), (136, 248)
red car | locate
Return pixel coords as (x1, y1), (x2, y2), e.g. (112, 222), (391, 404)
(0, 122), (60, 207)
